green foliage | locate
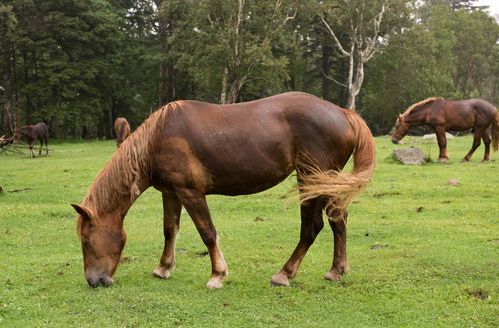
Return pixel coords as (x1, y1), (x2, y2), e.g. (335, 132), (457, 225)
(0, 137), (497, 326)
(1, 0), (499, 136)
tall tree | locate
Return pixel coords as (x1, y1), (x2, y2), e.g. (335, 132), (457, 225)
(319, 0), (411, 110)
(0, 4), (18, 135)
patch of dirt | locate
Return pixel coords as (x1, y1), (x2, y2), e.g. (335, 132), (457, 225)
(196, 251), (209, 257)
(465, 288), (490, 300)
(373, 191), (402, 198)
(8, 188), (31, 193)
(370, 244), (388, 250)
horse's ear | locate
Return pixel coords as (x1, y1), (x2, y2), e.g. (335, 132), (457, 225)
(71, 204), (92, 220)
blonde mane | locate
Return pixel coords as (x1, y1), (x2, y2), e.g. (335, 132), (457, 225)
(82, 101), (186, 216)
(402, 97), (442, 117)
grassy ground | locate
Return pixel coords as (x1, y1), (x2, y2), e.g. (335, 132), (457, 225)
(0, 136), (497, 327)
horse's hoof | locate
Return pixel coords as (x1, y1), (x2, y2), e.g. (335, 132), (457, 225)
(270, 273), (289, 287)
(206, 278), (223, 289)
(438, 158), (449, 163)
(324, 271), (342, 281)
(152, 267), (172, 279)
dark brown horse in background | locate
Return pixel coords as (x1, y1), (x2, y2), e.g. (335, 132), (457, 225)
(71, 92), (375, 288)
(14, 122), (49, 158)
(114, 117), (131, 148)
(392, 98), (499, 162)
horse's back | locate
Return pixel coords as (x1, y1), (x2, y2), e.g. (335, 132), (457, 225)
(439, 99), (496, 129)
(151, 93), (356, 195)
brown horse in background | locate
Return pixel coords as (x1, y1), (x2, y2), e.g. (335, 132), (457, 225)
(114, 117), (131, 148)
(71, 92), (375, 288)
(392, 98), (499, 162)
(14, 122), (49, 158)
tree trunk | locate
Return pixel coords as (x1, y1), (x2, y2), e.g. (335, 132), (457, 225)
(157, 0), (176, 106)
(2, 44), (16, 134)
(158, 62), (175, 106)
(321, 33), (334, 101)
(220, 67), (228, 104)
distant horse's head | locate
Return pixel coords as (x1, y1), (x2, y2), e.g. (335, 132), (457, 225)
(13, 128), (25, 143)
(71, 204), (126, 288)
(391, 114), (410, 144)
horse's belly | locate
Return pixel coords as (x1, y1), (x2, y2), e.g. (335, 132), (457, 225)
(206, 166), (294, 196)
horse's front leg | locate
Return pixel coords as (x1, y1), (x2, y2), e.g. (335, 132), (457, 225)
(153, 192), (182, 279)
(435, 126), (449, 162)
(271, 198), (324, 286)
(29, 141), (35, 158)
(176, 188), (227, 288)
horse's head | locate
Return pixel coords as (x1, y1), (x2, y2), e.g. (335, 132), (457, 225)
(71, 204), (126, 288)
(13, 129), (23, 143)
(391, 114), (410, 144)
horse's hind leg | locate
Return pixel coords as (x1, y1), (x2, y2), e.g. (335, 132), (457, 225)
(176, 188), (228, 288)
(153, 192), (182, 280)
(324, 209), (349, 281)
(462, 130), (483, 162)
(38, 138), (43, 156)
(44, 136), (48, 156)
(481, 133), (491, 162)
(271, 198), (324, 286)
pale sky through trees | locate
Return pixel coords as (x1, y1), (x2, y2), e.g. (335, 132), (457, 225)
(476, 0), (499, 16)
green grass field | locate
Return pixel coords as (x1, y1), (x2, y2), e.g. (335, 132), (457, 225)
(0, 136), (497, 327)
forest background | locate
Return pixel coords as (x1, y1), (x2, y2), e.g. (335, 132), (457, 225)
(1, 0), (498, 138)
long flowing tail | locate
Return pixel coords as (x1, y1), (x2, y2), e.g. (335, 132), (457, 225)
(298, 110), (376, 216)
(492, 110), (499, 152)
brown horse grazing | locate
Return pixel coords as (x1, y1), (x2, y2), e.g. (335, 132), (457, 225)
(71, 92), (375, 288)
(114, 117), (131, 148)
(392, 98), (499, 162)
(14, 122), (49, 158)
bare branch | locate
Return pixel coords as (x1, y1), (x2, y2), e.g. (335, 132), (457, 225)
(320, 16), (350, 57)
(362, 3), (386, 62)
(321, 68), (348, 88)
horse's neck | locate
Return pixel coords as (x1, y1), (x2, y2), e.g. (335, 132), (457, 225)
(18, 128), (31, 136)
(88, 153), (151, 216)
(405, 105), (432, 124)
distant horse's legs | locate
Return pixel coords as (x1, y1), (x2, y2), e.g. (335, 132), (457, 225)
(38, 138), (43, 156)
(176, 188), (227, 288)
(43, 135), (48, 156)
(481, 133), (491, 162)
(271, 198), (324, 286)
(462, 130), (483, 162)
(324, 209), (349, 281)
(153, 192), (182, 279)
(28, 140), (35, 158)
(435, 126), (449, 162)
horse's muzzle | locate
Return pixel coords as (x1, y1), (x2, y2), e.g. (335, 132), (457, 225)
(86, 275), (114, 288)
(391, 138), (399, 144)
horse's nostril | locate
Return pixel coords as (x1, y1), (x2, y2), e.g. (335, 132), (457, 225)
(87, 279), (99, 288)
(101, 277), (114, 287)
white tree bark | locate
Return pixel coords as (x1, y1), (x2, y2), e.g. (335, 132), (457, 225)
(321, 3), (386, 110)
